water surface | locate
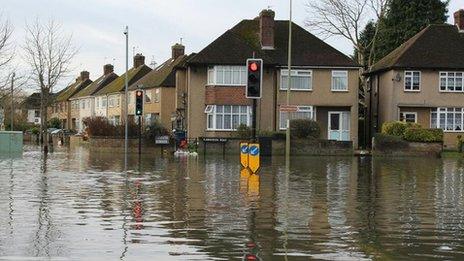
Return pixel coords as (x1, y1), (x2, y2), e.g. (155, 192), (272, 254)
(1, 146), (464, 260)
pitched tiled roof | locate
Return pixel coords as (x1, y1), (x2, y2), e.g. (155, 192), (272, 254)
(95, 65), (152, 96)
(129, 55), (190, 90)
(55, 79), (92, 102)
(368, 24), (464, 74)
(188, 19), (358, 67)
(71, 72), (118, 99)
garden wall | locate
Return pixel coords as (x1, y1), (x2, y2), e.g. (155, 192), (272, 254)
(69, 136), (174, 154)
(198, 137), (354, 156)
(372, 135), (443, 157)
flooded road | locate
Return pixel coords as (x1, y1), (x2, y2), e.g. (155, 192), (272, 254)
(1, 146), (464, 260)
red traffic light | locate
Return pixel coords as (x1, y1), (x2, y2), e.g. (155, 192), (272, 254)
(249, 62), (259, 72)
(136, 91), (143, 97)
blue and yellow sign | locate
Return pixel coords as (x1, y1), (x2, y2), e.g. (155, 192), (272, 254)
(240, 142), (249, 168)
(248, 143), (260, 174)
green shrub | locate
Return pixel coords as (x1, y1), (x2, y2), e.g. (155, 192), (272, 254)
(83, 116), (139, 137)
(48, 117), (61, 129)
(381, 121), (421, 137)
(457, 135), (463, 153)
(235, 124), (252, 139)
(29, 127), (39, 135)
(403, 128), (443, 142)
(374, 133), (409, 150)
(290, 119), (321, 139)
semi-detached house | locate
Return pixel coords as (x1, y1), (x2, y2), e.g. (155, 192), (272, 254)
(94, 54), (151, 125)
(128, 44), (191, 129)
(69, 64), (118, 132)
(366, 9), (464, 149)
(49, 71), (92, 130)
(185, 9), (360, 147)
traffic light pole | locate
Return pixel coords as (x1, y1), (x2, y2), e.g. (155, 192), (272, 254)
(138, 115), (142, 156)
(252, 99), (257, 142)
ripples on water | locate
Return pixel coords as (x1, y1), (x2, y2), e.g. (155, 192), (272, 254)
(0, 146), (464, 260)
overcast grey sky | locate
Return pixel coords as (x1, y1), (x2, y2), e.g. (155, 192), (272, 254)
(3, 0), (462, 91)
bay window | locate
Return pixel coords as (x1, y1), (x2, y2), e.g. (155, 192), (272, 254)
(404, 71), (421, 91)
(205, 105), (251, 131)
(207, 66), (247, 86)
(431, 108), (464, 132)
(440, 72), (463, 92)
(280, 69), (312, 91)
(279, 106), (314, 130)
(331, 71), (348, 91)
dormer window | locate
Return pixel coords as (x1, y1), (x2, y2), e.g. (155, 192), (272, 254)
(404, 71), (421, 91)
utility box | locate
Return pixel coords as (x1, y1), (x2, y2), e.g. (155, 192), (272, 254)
(0, 131), (23, 153)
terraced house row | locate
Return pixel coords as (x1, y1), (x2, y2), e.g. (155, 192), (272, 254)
(48, 8), (464, 149)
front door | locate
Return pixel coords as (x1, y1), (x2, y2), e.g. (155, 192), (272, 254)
(328, 112), (350, 141)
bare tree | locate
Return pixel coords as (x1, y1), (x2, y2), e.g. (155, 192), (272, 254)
(22, 18), (77, 153)
(305, 0), (390, 69)
(0, 14), (14, 93)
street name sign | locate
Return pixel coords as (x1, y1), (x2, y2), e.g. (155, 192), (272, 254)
(155, 135), (170, 145)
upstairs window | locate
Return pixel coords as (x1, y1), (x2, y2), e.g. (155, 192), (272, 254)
(145, 90), (152, 103)
(280, 69), (312, 91)
(404, 71), (420, 91)
(207, 66), (247, 86)
(440, 72), (463, 92)
(331, 71), (348, 91)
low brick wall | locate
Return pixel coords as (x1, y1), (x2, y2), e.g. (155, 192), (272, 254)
(198, 137), (354, 156)
(372, 136), (443, 157)
(83, 136), (174, 154)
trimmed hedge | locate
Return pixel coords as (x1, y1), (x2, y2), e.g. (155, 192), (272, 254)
(381, 121), (421, 137)
(290, 119), (321, 139)
(374, 133), (409, 150)
(403, 128), (443, 142)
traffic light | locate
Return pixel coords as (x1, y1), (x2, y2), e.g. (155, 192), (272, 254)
(135, 90), (143, 116)
(246, 59), (263, 99)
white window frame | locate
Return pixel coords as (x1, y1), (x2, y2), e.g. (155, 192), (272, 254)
(206, 65), (247, 86)
(439, 71), (464, 92)
(404, 71), (421, 92)
(399, 111), (417, 123)
(280, 69), (313, 91)
(331, 70), (348, 92)
(431, 107), (464, 132)
(279, 105), (315, 130)
(205, 105), (252, 131)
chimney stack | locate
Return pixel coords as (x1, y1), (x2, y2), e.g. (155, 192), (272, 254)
(80, 71), (90, 81)
(172, 43), (185, 59)
(260, 9), (275, 49)
(455, 9), (464, 31)
(133, 53), (145, 68)
(103, 64), (114, 75)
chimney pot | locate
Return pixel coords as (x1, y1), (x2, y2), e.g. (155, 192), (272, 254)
(103, 64), (114, 75)
(172, 43), (185, 59)
(80, 71), (90, 81)
(455, 9), (464, 31)
(260, 9), (275, 49)
(133, 53), (145, 68)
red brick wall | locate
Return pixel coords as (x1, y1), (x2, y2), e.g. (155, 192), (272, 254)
(205, 86), (252, 105)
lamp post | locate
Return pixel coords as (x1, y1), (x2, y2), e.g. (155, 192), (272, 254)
(285, 0), (293, 162)
(10, 73), (15, 131)
(124, 26), (129, 170)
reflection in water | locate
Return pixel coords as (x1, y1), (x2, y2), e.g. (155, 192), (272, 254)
(1, 146), (464, 260)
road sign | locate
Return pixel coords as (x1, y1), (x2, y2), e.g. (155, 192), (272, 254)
(240, 142), (249, 168)
(280, 105), (298, 112)
(155, 135), (170, 145)
(248, 143), (260, 173)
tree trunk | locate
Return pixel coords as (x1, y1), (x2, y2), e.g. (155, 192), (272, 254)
(40, 86), (49, 153)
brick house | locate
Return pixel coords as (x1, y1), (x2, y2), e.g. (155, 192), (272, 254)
(366, 9), (464, 149)
(185, 9), (360, 147)
(93, 54), (151, 125)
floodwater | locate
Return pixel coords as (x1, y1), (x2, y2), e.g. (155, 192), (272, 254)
(1, 146), (464, 260)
